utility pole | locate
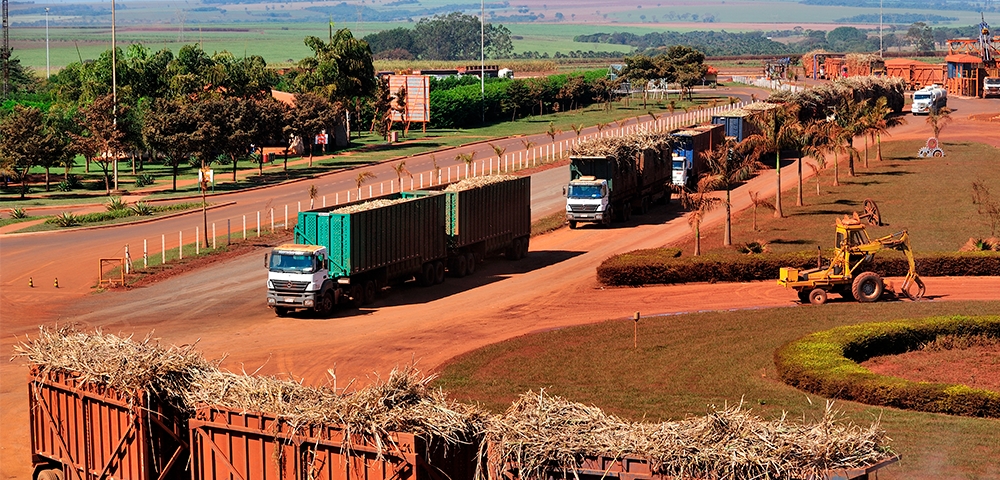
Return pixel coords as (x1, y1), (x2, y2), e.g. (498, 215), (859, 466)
(480, 0), (485, 124)
(112, 0), (118, 191)
(2, 0), (9, 99)
(45, 8), (49, 78)
(879, 0), (883, 58)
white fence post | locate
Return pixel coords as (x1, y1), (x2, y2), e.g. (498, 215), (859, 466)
(243, 215), (246, 239)
(270, 208), (274, 232)
(284, 205), (288, 230)
(162, 235), (165, 264)
(179, 231), (183, 259)
(256, 211), (260, 238)
(196, 227), (199, 255)
(144, 239), (148, 268)
(212, 223), (216, 249)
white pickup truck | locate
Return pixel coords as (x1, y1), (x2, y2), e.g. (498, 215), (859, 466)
(984, 77), (1000, 98)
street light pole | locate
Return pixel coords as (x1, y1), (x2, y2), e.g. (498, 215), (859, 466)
(45, 7), (49, 78)
(111, 0), (118, 191)
(480, 0), (484, 124)
(879, 0), (883, 58)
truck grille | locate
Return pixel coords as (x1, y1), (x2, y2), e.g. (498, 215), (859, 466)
(272, 280), (309, 293)
(570, 204), (599, 212)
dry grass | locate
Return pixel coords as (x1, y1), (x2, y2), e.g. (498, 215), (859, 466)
(570, 131), (674, 161)
(332, 197), (412, 214)
(485, 390), (893, 480)
(15, 327), (485, 449)
(445, 175), (520, 192)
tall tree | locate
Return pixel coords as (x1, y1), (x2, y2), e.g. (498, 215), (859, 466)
(0, 106), (45, 198)
(143, 97), (203, 191)
(704, 139), (762, 245)
(75, 94), (131, 192)
(744, 105), (801, 218)
(829, 98), (865, 177)
(286, 93), (340, 167)
(926, 106), (952, 139)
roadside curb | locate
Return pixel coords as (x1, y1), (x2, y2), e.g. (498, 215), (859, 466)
(2, 201), (237, 237)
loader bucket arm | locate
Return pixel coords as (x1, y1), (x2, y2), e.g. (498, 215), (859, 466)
(875, 231), (925, 300)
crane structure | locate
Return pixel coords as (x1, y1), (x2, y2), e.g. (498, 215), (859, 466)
(947, 15), (1000, 70)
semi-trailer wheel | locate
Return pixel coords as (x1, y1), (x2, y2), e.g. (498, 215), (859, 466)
(520, 237), (529, 258)
(852, 272), (883, 303)
(465, 253), (476, 275)
(350, 284), (364, 308)
(809, 288), (828, 305)
(420, 263), (436, 287)
(37, 469), (63, 480)
(639, 197), (650, 214)
(316, 291), (335, 314)
(452, 255), (467, 277)
(274, 307), (289, 317)
(622, 202), (632, 222)
(363, 280), (377, 305)
(434, 261), (446, 284)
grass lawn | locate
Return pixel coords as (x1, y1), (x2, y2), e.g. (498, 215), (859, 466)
(2, 93), (734, 208)
(435, 300), (1000, 479)
(672, 139), (1000, 256)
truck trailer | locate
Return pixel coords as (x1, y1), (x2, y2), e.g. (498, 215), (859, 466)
(266, 176), (530, 315)
(565, 137), (673, 228)
(670, 126), (723, 189)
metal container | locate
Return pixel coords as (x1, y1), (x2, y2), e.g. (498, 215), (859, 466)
(710, 113), (751, 142)
(189, 407), (480, 480)
(296, 193), (447, 281)
(28, 367), (189, 480)
(406, 176), (531, 255)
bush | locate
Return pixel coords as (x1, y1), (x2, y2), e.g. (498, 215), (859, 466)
(134, 174), (155, 188)
(131, 202), (154, 216)
(596, 249), (1000, 286)
(106, 196), (128, 212)
(51, 212), (79, 227)
(10, 207), (28, 219)
(773, 315), (1000, 418)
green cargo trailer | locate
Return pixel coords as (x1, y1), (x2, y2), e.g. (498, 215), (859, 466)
(266, 193), (448, 314)
(406, 175), (531, 277)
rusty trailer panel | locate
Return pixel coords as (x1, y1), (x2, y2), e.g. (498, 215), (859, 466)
(493, 452), (899, 480)
(28, 367), (189, 480)
(189, 407), (480, 480)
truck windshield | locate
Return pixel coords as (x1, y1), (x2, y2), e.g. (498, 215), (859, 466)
(568, 185), (604, 198)
(672, 160), (684, 169)
(913, 94), (930, 100)
(270, 253), (317, 273)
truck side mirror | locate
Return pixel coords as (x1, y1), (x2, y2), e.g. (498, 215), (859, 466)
(562, 186), (567, 197)
(264, 253), (268, 268)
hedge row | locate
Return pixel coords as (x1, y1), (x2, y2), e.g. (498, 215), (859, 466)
(429, 70), (607, 128)
(773, 316), (1000, 418)
(596, 249), (1000, 286)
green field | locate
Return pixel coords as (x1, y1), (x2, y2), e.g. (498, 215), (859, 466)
(8, 0), (999, 71)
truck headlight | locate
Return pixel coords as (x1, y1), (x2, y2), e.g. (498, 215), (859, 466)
(304, 299), (314, 307)
(267, 298), (276, 306)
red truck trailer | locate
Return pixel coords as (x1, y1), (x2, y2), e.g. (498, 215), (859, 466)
(28, 367), (189, 480)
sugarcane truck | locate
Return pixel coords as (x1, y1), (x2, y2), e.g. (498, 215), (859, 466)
(777, 216), (926, 305)
(565, 149), (672, 229)
(266, 177), (530, 315)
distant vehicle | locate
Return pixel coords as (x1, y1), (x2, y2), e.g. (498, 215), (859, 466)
(910, 85), (947, 115)
(565, 147), (672, 229)
(984, 77), (1000, 98)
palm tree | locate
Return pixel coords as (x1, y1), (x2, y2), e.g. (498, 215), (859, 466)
(807, 163), (823, 196)
(829, 98), (864, 177)
(546, 122), (561, 143)
(355, 170), (376, 189)
(799, 119), (830, 203)
(673, 176), (723, 256)
(743, 104), (801, 218)
(862, 97), (907, 163)
(308, 184), (318, 209)
(393, 160), (412, 188)
(703, 139), (762, 245)
(926, 106), (952, 139)
(748, 190), (775, 231)
(489, 142), (506, 158)
(570, 124), (583, 137)
(455, 151), (475, 177)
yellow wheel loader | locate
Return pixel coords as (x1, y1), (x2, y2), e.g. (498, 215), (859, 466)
(777, 216), (926, 305)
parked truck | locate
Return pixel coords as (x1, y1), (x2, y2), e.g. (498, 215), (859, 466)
(266, 176), (530, 315)
(910, 85), (947, 114)
(565, 139), (673, 228)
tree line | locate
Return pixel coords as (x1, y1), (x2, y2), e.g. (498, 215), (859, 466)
(1, 29), (376, 198)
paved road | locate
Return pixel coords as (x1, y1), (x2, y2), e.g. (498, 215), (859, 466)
(0, 88), (763, 315)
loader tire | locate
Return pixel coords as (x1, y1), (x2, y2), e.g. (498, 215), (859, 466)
(852, 272), (883, 303)
(808, 288), (828, 305)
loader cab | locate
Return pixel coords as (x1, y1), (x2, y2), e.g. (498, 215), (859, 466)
(835, 222), (870, 249)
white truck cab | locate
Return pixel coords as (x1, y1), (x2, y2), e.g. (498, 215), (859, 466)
(671, 154), (689, 187)
(565, 176), (611, 227)
(911, 85), (947, 115)
(266, 244), (338, 316)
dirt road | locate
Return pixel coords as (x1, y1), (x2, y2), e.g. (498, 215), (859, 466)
(1, 91), (997, 480)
